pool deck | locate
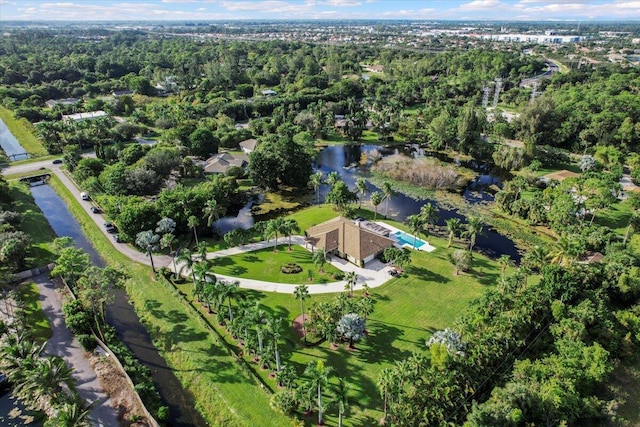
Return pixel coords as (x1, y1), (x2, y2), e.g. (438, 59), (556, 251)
(374, 221), (437, 252)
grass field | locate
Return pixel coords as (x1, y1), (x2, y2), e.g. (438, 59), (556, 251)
(177, 206), (505, 426)
(48, 174), (293, 427)
(8, 181), (57, 268)
(212, 244), (341, 284)
(17, 281), (52, 341)
(0, 106), (48, 157)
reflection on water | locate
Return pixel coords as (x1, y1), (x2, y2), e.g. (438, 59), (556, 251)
(0, 117), (29, 160)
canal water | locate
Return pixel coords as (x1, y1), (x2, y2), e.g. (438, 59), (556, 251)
(30, 184), (206, 427)
(0, 117), (29, 161)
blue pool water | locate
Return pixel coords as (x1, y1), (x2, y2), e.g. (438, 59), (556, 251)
(393, 230), (426, 249)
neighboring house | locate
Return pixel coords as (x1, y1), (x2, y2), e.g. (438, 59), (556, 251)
(62, 110), (108, 123)
(539, 169), (579, 184)
(305, 217), (396, 267)
(363, 64), (384, 73)
(112, 90), (133, 97)
(45, 98), (79, 108)
(239, 138), (258, 154)
(202, 152), (248, 174)
(261, 89), (277, 96)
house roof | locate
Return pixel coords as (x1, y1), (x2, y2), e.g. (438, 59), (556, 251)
(306, 217), (395, 262)
(540, 170), (580, 183)
(62, 110), (108, 122)
(203, 152), (248, 174)
(239, 138), (258, 152)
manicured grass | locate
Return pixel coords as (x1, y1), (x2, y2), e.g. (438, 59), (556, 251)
(595, 199), (633, 235)
(8, 181), (57, 268)
(212, 244), (340, 284)
(48, 175), (291, 427)
(0, 105), (48, 157)
(17, 281), (52, 341)
(180, 205), (508, 426)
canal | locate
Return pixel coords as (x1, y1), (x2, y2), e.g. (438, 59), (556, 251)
(0, 117), (29, 161)
(30, 184), (206, 427)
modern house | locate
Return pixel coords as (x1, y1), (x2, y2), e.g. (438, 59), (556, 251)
(202, 152), (248, 174)
(305, 217), (396, 267)
(62, 110), (108, 123)
(239, 138), (258, 154)
(45, 98), (79, 108)
(112, 90), (133, 97)
(261, 89), (277, 96)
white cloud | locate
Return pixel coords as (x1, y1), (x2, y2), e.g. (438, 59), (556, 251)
(459, 0), (503, 10)
(326, 0), (362, 6)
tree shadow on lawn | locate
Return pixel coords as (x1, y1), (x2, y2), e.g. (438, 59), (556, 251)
(143, 301), (209, 343)
(404, 265), (450, 284)
(225, 265), (248, 276)
(356, 321), (413, 365)
(212, 257), (236, 267)
(241, 254), (259, 263)
(470, 258), (501, 286)
(179, 343), (253, 384)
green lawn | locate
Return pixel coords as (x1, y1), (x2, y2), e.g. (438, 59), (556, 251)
(179, 206), (506, 426)
(17, 282), (52, 341)
(9, 181), (58, 268)
(48, 175), (292, 427)
(0, 106), (48, 157)
(212, 244), (341, 284)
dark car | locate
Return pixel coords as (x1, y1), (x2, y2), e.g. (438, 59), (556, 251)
(104, 222), (117, 233)
(52, 159), (63, 164)
(90, 206), (102, 214)
(114, 234), (122, 243)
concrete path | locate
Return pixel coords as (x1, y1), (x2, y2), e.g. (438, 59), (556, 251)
(34, 274), (120, 426)
(179, 235), (395, 295)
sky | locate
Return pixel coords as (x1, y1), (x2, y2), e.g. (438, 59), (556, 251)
(0, 0), (639, 22)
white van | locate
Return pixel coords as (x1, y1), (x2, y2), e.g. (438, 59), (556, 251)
(80, 192), (90, 201)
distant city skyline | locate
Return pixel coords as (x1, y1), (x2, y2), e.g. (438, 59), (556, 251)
(1, 0), (639, 22)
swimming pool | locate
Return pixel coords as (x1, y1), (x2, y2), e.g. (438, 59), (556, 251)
(392, 230), (426, 249)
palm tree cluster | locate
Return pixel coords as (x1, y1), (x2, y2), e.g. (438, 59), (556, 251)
(1, 325), (92, 426)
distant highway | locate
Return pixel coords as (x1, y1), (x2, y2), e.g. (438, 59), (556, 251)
(520, 58), (561, 88)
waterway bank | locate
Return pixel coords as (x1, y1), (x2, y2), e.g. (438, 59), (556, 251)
(0, 108), (47, 160)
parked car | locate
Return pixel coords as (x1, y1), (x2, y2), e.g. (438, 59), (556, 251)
(90, 206), (102, 214)
(80, 192), (90, 201)
(104, 222), (117, 233)
(52, 159), (63, 164)
(114, 234), (122, 243)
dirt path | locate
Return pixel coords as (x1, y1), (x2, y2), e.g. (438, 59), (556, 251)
(33, 274), (121, 426)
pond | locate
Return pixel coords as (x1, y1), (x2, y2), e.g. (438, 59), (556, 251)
(314, 144), (522, 261)
(0, 117), (29, 161)
(30, 184), (207, 427)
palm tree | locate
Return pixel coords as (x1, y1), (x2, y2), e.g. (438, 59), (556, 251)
(283, 218), (300, 250)
(345, 271), (358, 298)
(463, 216), (485, 257)
(332, 377), (350, 427)
(418, 203), (439, 237)
(358, 297), (374, 323)
(160, 233), (179, 278)
(204, 198), (226, 228)
(55, 396), (93, 427)
(188, 215), (200, 246)
(381, 181), (393, 218)
(304, 360), (331, 426)
(135, 230), (160, 272)
(294, 284), (310, 343)
(309, 171), (324, 204)
(218, 279), (240, 322)
(524, 245), (550, 272)
(177, 248), (196, 283)
(312, 248), (326, 273)
(377, 367), (396, 423)
(548, 236), (582, 267)
(370, 191), (384, 220)
(266, 217), (287, 250)
(356, 177), (368, 209)
(445, 218), (462, 248)
(498, 254), (514, 275)
(405, 214), (424, 249)
(327, 171), (341, 187)
(266, 317), (283, 372)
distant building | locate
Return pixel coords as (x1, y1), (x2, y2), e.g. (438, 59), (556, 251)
(45, 98), (79, 108)
(239, 138), (258, 154)
(112, 90), (133, 97)
(261, 89), (277, 96)
(471, 33), (585, 44)
(202, 152), (248, 174)
(305, 217), (395, 267)
(62, 110), (108, 123)
(363, 64), (384, 73)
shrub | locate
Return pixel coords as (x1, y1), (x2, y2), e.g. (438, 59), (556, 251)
(78, 334), (97, 351)
(332, 271), (345, 280)
(270, 389), (298, 415)
(281, 263), (302, 274)
(62, 300), (92, 335)
(156, 406), (170, 422)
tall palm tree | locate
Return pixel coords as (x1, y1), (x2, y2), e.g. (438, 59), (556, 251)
(463, 216), (485, 257)
(344, 271), (358, 298)
(405, 214), (424, 249)
(548, 236), (582, 267)
(377, 367), (396, 423)
(283, 218), (300, 250)
(135, 230), (160, 272)
(332, 377), (350, 427)
(304, 360), (331, 426)
(445, 218), (462, 248)
(204, 198), (226, 227)
(219, 280), (240, 322)
(266, 317), (283, 372)
(370, 191), (384, 220)
(327, 171), (341, 187)
(294, 284), (310, 343)
(187, 215), (200, 246)
(160, 233), (178, 278)
(382, 181), (393, 218)
(309, 171), (324, 205)
(498, 254), (514, 275)
(355, 177), (368, 209)
(266, 217), (287, 250)
(525, 245), (550, 272)
(177, 248), (196, 283)
(197, 241), (209, 262)
(418, 203), (439, 238)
